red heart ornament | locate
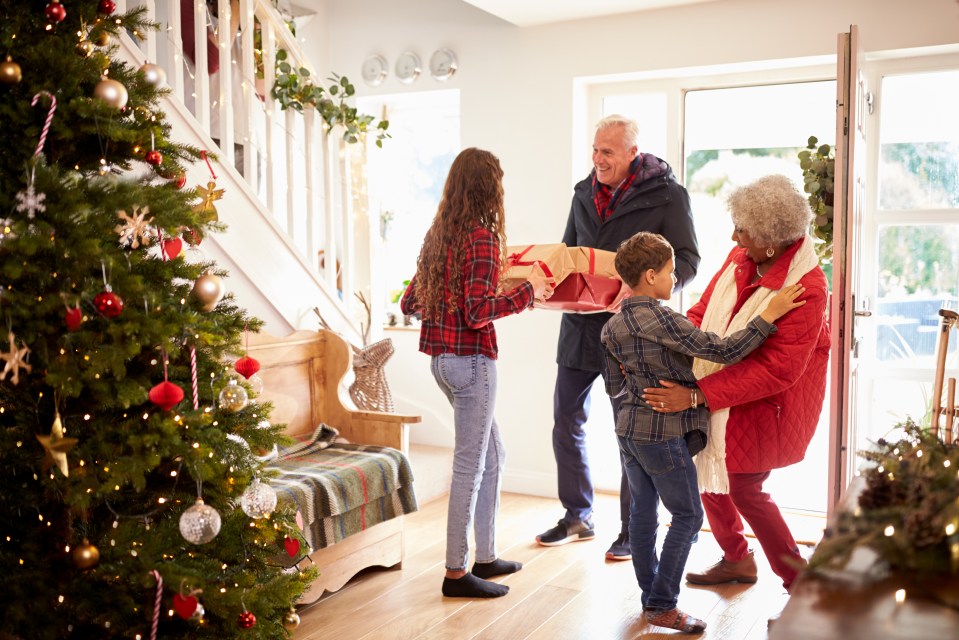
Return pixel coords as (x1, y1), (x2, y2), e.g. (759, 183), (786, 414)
(149, 380), (184, 411)
(65, 306), (83, 331)
(162, 237), (183, 260)
(234, 356), (261, 379)
(172, 593), (198, 619)
(284, 536), (300, 558)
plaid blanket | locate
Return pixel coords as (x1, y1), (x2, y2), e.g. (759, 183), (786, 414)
(267, 425), (417, 550)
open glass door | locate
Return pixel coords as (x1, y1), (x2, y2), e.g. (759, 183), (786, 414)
(828, 25), (869, 516)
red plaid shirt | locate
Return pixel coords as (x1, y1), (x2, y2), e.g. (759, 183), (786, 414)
(400, 227), (534, 359)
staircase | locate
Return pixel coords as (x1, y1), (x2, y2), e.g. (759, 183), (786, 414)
(114, 0), (366, 342)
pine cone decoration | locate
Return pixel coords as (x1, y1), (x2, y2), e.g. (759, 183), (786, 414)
(904, 508), (945, 547)
(858, 470), (908, 510)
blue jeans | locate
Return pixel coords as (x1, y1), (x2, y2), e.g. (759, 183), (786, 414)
(553, 365), (627, 525)
(431, 354), (504, 571)
(618, 435), (704, 612)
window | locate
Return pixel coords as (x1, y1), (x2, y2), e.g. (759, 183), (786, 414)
(357, 90), (461, 323)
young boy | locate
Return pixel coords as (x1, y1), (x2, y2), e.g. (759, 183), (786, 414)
(600, 231), (805, 634)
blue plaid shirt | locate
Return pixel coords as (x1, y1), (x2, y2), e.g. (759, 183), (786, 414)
(600, 296), (776, 444)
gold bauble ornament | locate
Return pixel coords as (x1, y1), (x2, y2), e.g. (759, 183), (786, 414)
(72, 538), (100, 570)
(93, 29), (110, 47)
(93, 76), (128, 110)
(75, 39), (94, 58)
(191, 273), (224, 312)
(0, 56), (22, 85)
(282, 609), (301, 630)
(139, 62), (167, 89)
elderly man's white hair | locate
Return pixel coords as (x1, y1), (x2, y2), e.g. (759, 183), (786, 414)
(596, 114), (639, 149)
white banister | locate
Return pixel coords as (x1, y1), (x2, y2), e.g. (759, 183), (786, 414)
(120, 0), (368, 332)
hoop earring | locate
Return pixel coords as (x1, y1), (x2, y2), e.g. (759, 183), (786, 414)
(765, 247), (775, 258)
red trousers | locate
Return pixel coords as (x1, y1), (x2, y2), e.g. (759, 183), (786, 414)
(701, 470), (803, 590)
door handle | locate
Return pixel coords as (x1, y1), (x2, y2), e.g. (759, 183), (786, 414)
(855, 309), (872, 317)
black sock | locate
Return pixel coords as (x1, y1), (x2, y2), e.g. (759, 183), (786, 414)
(471, 558), (523, 579)
(442, 573), (510, 598)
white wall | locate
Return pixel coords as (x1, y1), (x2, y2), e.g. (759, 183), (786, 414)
(307, 0), (959, 497)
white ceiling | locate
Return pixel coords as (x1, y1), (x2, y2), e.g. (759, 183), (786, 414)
(460, 0), (723, 27)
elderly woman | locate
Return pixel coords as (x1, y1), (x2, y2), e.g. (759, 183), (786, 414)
(643, 174), (829, 592)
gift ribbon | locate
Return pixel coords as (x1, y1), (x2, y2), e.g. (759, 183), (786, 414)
(506, 245), (554, 279)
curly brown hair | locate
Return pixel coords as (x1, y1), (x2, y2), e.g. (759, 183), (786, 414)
(413, 148), (507, 322)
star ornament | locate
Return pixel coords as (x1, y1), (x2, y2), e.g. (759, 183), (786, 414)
(0, 331), (32, 385)
(193, 180), (224, 223)
(36, 413), (78, 477)
(115, 206), (155, 249)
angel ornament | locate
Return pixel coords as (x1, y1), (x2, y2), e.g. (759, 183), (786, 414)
(193, 180), (224, 224)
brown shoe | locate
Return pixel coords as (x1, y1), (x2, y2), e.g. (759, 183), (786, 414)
(686, 550), (758, 585)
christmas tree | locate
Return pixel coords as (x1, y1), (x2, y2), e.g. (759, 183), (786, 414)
(0, 2), (313, 637)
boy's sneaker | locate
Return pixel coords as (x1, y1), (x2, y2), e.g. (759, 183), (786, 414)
(605, 530), (631, 561)
(535, 518), (595, 546)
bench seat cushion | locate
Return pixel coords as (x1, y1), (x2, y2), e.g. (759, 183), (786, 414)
(268, 431), (417, 550)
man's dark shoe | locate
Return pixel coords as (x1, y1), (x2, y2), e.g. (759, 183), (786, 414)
(605, 530), (631, 561)
(535, 518), (595, 546)
(685, 550), (758, 585)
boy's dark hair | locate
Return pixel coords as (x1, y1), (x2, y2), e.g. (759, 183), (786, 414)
(615, 232), (674, 288)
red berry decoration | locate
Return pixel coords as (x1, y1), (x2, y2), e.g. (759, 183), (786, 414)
(149, 380), (184, 411)
(237, 611), (256, 629)
(65, 306), (83, 332)
(93, 290), (124, 318)
(145, 150), (163, 166)
(98, 0), (116, 14)
(234, 356), (260, 380)
(45, 0), (66, 23)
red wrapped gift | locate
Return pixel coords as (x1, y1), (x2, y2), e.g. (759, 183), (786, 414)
(535, 246), (630, 313)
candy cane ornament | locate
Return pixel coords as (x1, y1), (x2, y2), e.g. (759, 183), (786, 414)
(31, 91), (57, 157)
(150, 569), (162, 640)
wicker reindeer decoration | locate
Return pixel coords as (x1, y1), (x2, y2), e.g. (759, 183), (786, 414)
(314, 292), (395, 413)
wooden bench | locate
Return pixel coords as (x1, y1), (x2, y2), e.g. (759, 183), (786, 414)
(246, 329), (421, 603)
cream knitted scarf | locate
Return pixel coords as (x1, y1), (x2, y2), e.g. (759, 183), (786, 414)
(693, 235), (819, 493)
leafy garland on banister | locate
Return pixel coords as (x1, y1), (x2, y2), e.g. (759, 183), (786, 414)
(270, 50), (390, 147)
(809, 418), (959, 588)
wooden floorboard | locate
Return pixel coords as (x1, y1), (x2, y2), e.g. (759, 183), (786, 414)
(294, 492), (813, 640)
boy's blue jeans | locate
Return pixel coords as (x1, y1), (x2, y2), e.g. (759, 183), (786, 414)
(617, 435), (704, 612)
(431, 353), (504, 572)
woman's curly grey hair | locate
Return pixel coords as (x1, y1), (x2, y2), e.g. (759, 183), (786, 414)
(727, 174), (812, 247)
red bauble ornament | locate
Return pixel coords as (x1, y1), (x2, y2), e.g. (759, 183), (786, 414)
(98, 0), (116, 14)
(237, 611), (256, 629)
(284, 536), (300, 558)
(149, 380), (184, 411)
(65, 306), (83, 331)
(161, 237), (183, 260)
(234, 356), (260, 379)
(172, 593), (198, 620)
(93, 290), (124, 318)
(183, 227), (203, 247)
(145, 150), (163, 166)
(45, 1), (66, 23)
(174, 174), (187, 189)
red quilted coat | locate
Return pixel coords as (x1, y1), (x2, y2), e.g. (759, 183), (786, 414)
(688, 239), (830, 473)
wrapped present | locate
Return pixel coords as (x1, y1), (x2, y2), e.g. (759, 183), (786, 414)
(536, 246), (631, 314)
(502, 243), (573, 292)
